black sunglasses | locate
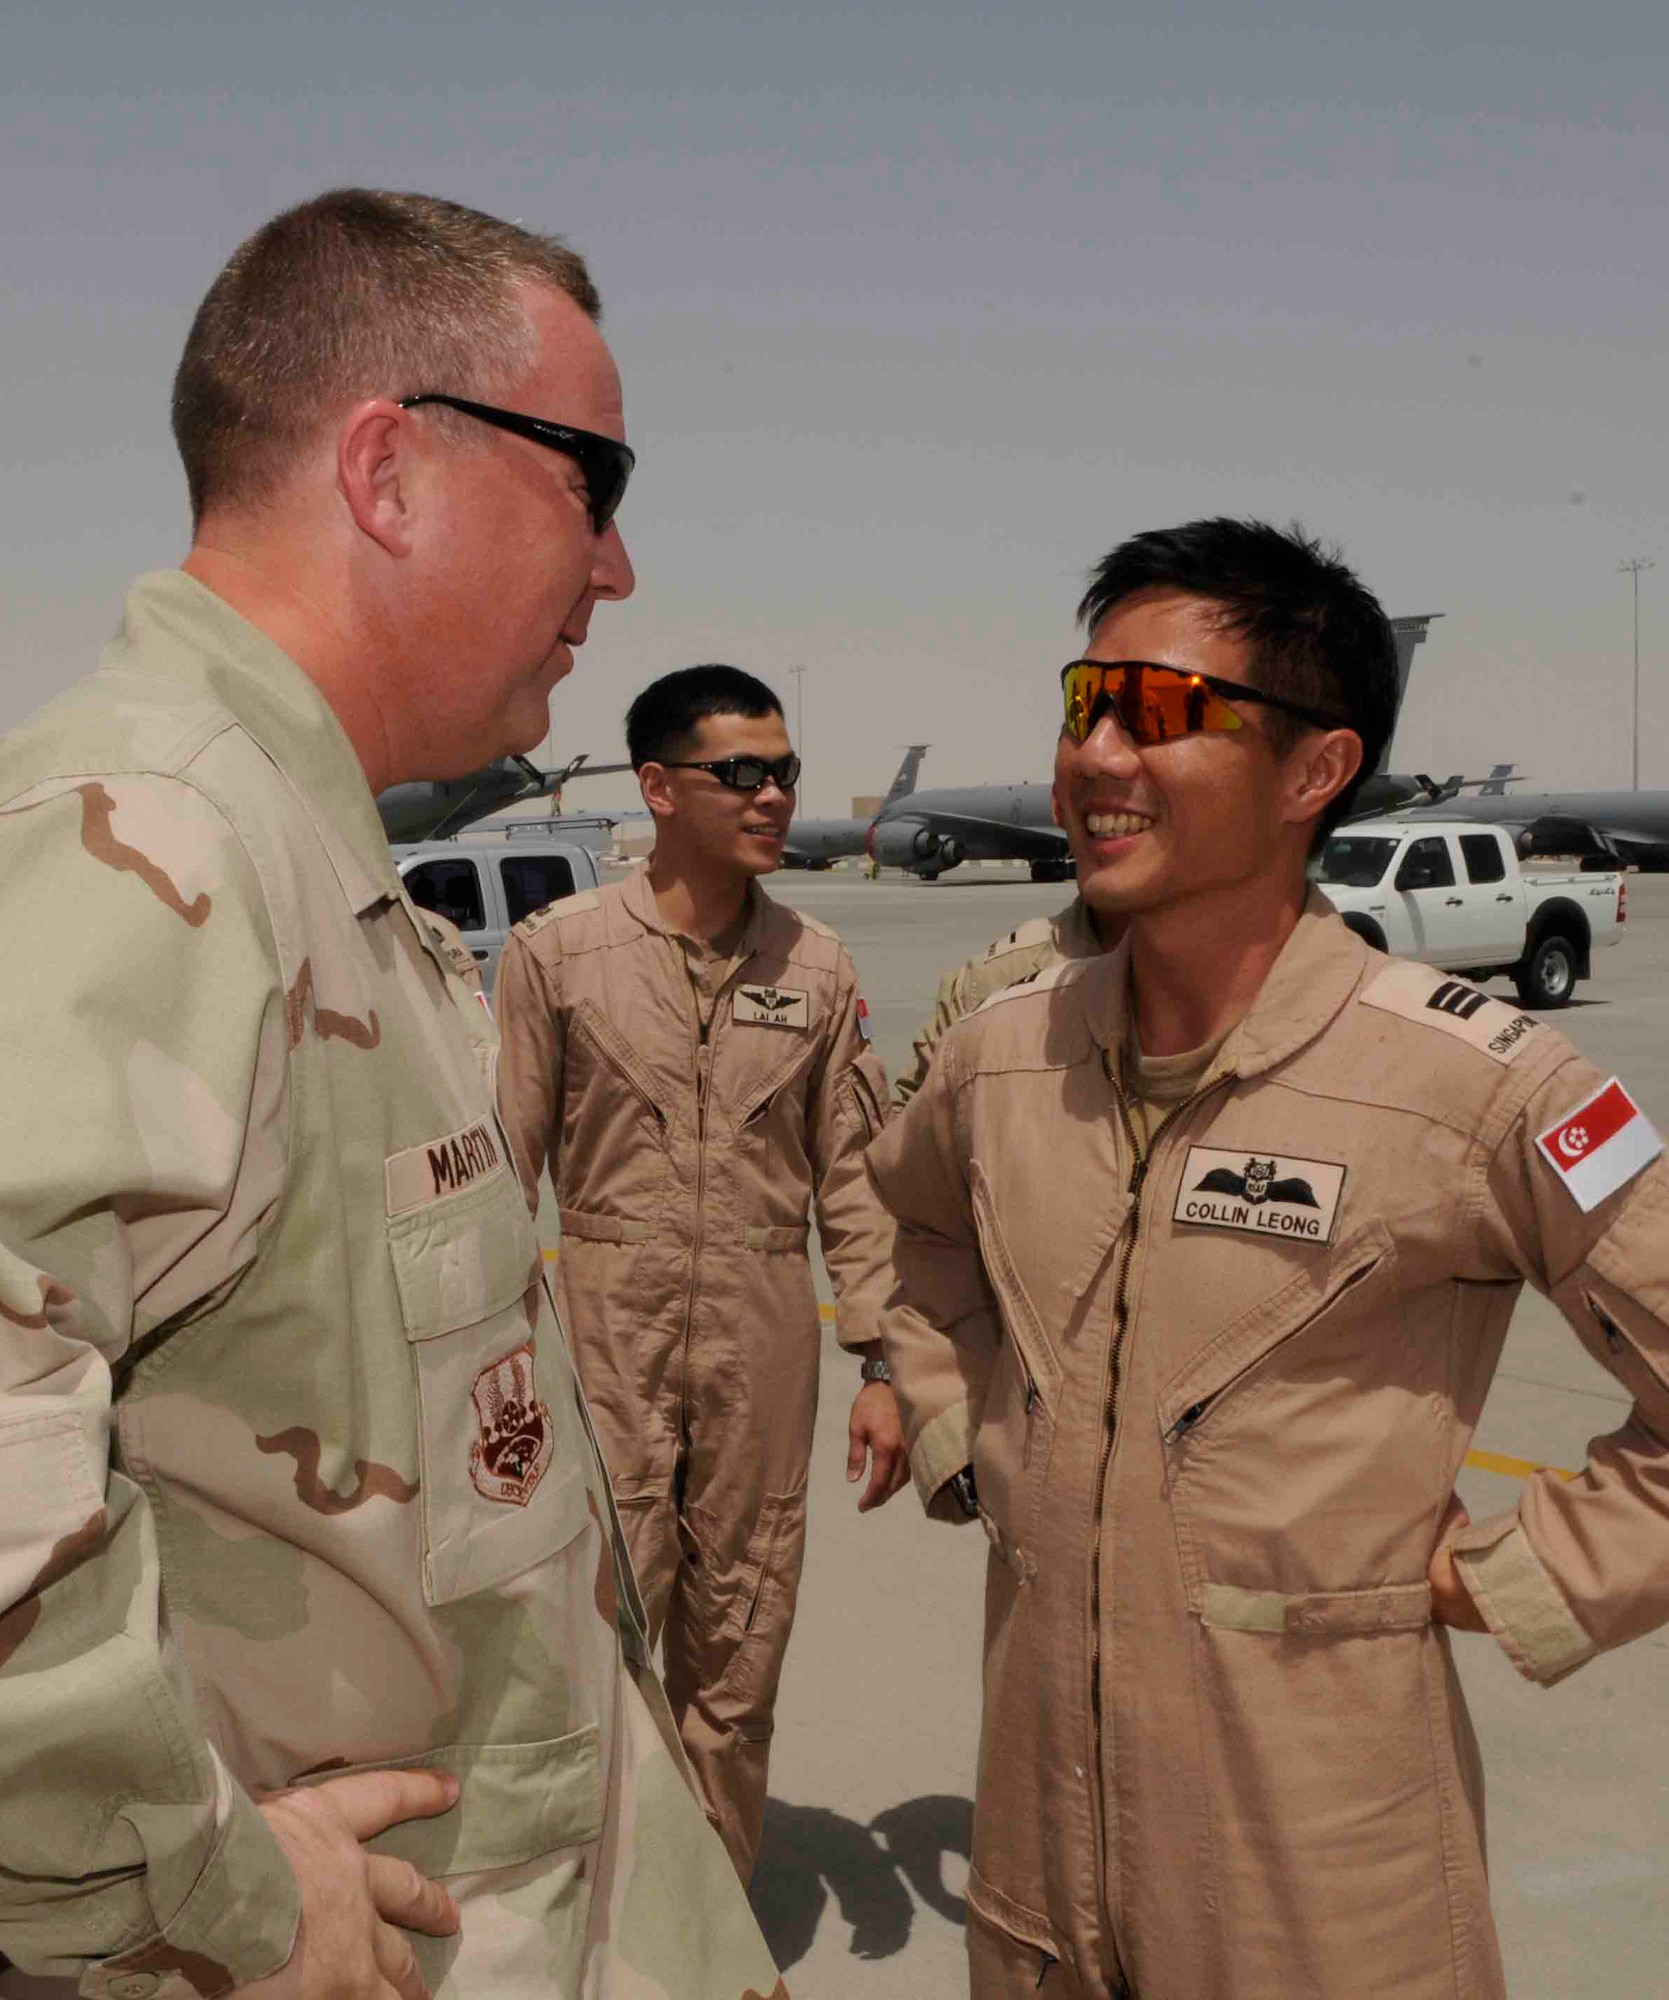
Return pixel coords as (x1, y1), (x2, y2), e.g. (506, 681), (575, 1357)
(399, 393), (635, 535)
(656, 754), (802, 794)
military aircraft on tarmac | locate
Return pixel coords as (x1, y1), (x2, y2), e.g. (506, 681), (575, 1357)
(377, 752), (634, 843)
(779, 745), (928, 868)
(864, 615), (1448, 880)
(1404, 773), (1669, 870)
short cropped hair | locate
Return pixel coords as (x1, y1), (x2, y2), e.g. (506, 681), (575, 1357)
(172, 188), (601, 524)
(626, 666), (785, 770)
(1077, 518), (1399, 838)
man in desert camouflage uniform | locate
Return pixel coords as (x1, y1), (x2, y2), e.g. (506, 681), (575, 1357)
(891, 895), (1108, 1107)
(0, 190), (782, 2000)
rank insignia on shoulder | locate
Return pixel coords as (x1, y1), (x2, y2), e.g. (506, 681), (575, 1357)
(1535, 1077), (1662, 1213)
(735, 984), (810, 1029)
(1175, 1147), (1345, 1244)
(1360, 963), (1541, 1065)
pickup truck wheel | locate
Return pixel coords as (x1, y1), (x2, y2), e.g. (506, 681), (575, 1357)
(1340, 915), (1387, 952)
(1515, 933), (1578, 1009)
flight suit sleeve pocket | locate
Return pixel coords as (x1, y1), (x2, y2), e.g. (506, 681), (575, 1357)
(387, 1174), (593, 1606)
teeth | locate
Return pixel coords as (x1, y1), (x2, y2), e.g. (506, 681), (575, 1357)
(1085, 811), (1153, 838)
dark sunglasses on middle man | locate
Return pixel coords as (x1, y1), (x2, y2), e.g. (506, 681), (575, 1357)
(1061, 659), (1348, 748)
(399, 393), (636, 536)
(657, 754), (803, 793)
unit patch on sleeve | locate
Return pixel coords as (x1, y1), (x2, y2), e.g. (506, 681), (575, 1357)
(1175, 1147), (1346, 1244)
(1360, 961), (1541, 1065)
(1535, 1078), (1663, 1213)
(734, 984), (810, 1029)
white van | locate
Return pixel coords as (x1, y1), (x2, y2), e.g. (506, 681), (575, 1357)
(393, 830), (604, 996)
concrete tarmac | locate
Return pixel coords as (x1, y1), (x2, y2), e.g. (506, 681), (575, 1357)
(752, 865), (1669, 2000)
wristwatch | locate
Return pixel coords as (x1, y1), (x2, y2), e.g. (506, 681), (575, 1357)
(947, 1466), (980, 1519)
(859, 1352), (893, 1385)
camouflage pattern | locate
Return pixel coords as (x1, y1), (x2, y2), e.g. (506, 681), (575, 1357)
(0, 573), (782, 1998)
(891, 897), (1104, 1105)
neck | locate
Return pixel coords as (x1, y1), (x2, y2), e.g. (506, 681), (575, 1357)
(182, 536), (397, 794)
(1126, 865), (1310, 1056)
(646, 845), (753, 945)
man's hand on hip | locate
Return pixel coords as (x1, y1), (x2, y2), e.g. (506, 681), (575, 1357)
(847, 1382), (910, 1514)
(244, 1768), (462, 1998)
(1428, 1495), (1489, 1633)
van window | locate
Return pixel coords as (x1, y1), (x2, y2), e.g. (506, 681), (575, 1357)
(1460, 834), (1507, 885)
(501, 854), (577, 927)
(404, 858), (486, 933)
(1394, 837), (1455, 892)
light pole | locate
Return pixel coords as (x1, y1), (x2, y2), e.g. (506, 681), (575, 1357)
(790, 663), (807, 800)
(1619, 559), (1655, 791)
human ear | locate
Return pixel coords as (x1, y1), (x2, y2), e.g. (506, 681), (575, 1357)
(638, 763), (676, 822)
(1283, 728), (1363, 830)
(337, 400), (415, 558)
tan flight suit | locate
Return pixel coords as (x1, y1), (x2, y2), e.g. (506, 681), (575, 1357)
(868, 891), (1669, 1999)
(892, 897), (1103, 1105)
(494, 869), (893, 1876)
(0, 573), (782, 1999)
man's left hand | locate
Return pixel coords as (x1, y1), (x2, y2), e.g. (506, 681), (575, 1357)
(1428, 1496), (1489, 1632)
(847, 1382), (910, 1513)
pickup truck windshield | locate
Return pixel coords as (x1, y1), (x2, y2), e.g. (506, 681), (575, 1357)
(1318, 836), (1399, 888)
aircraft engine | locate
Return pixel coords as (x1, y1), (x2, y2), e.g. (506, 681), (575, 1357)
(867, 819), (960, 872)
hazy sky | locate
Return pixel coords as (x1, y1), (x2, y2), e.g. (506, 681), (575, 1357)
(4, 0), (1665, 815)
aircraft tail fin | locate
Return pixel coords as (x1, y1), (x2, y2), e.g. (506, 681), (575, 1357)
(882, 745), (928, 809)
(1479, 762), (1516, 797)
(1383, 616), (1443, 773)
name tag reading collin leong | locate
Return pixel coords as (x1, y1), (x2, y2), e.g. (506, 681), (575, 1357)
(1174, 1147), (1346, 1244)
(386, 1118), (507, 1214)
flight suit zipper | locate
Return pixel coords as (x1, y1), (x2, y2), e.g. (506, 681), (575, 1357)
(676, 963), (711, 1421)
(1088, 1051), (1232, 2000)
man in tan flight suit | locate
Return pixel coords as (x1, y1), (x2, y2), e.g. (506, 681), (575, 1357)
(496, 665), (905, 1880)
(868, 517), (1669, 1998)
(0, 192), (781, 2000)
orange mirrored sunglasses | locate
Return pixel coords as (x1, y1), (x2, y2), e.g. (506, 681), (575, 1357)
(1061, 660), (1348, 747)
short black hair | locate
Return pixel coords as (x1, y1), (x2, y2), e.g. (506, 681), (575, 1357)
(1077, 518), (1399, 839)
(625, 664), (785, 769)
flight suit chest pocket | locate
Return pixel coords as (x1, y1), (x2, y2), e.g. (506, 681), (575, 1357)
(387, 1163), (590, 1607)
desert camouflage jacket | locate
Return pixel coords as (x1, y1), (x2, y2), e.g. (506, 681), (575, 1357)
(891, 896), (1104, 1105)
(0, 574), (780, 1999)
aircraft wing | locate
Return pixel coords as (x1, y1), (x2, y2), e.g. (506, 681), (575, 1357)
(897, 806), (1068, 862)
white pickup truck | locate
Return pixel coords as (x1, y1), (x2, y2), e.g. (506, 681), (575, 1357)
(1316, 817), (1625, 1008)
(392, 829), (605, 996)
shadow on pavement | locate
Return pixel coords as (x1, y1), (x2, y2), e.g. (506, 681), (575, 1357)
(752, 1793), (973, 1969)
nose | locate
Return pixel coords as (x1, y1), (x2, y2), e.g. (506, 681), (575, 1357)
(754, 776), (794, 808)
(591, 519), (635, 602)
(1078, 708), (1145, 777)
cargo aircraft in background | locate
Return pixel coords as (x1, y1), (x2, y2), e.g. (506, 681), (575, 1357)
(377, 751), (634, 843)
(1404, 772), (1669, 871)
(778, 745), (928, 868)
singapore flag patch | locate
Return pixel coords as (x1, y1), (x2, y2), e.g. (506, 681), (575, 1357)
(1535, 1079), (1663, 1213)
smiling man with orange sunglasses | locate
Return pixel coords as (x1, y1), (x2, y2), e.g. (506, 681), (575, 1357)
(869, 517), (1669, 1999)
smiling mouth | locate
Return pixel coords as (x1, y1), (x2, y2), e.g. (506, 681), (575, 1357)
(1084, 810), (1155, 839)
